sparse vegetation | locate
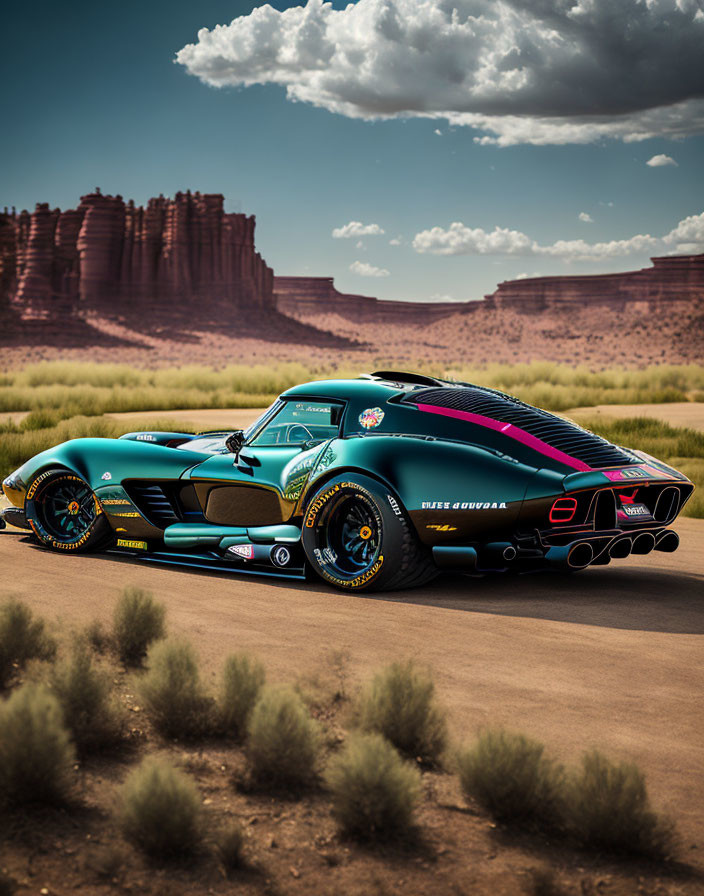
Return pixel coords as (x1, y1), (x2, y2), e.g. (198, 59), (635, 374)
(0, 597), (56, 689)
(0, 682), (75, 807)
(214, 823), (247, 874)
(457, 730), (565, 831)
(565, 750), (675, 858)
(359, 660), (447, 766)
(49, 642), (123, 753)
(219, 652), (266, 740)
(139, 639), (212, 738)
(325, 732), (421, 840)
(118, 758), (203, 859)
(246, 685), (321, 789)
(112, 586), (166, 666)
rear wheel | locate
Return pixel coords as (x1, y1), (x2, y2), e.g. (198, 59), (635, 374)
(301, 474), (437, 592)
(25, 470), (113, 552)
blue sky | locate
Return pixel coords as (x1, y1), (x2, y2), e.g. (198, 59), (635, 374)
(1, 0), (702, 302)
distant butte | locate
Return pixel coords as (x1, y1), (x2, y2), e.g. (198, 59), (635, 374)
(1, 190), (703, 369)
(0, 190), (274, 322)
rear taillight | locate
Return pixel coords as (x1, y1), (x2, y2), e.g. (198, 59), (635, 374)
(549, 497), (577, 524)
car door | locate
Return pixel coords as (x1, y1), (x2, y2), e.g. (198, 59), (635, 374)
(185, 399), (344, 527)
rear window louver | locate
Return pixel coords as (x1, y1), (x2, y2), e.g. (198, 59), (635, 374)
(405, 386), (634, 470)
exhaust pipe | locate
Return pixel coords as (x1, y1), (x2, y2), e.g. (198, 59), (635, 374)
(608, 536), (632, 560)
(631, 532), (656, 555)
(546, 541), (594, 570)
(654, 530), (679, 553)
(483, 542), (517, 564)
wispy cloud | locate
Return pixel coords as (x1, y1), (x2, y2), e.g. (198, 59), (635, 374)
(177, 0), (704, 146)
(350, 260), (390, 277)
(332, 221), (384, 239)
(646, 154), (678, 167)
(578, 212), (593, 223)
(412, 212), (704, 261)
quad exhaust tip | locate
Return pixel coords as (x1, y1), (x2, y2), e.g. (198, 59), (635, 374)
(654, 530), (679, 553)
(631, 532), (656, 555)
(608, 537), (632, 560)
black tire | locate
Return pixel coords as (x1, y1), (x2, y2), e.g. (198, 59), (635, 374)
(301, 473), (437, 592)
(24, 470), (114, 553)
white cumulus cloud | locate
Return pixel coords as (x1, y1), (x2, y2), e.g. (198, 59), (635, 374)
(332, 221), (385, 239)
(177, 0), (704, 146)
(578, 212), (593, 223)
(349, 260), (390, 277)
(412, 211), (704, 261)
(646, 153), (678, 167)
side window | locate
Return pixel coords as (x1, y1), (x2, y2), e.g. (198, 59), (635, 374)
(250, 401), (343, 446)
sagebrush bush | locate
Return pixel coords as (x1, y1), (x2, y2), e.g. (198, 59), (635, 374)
(0, 683), (75, 807)
(219, 652), (265, 739)
(457, 730), (564, 831)
(566, 751), (675, 857)
(50, 643), (123, 753)
(214, 823), (247, 873)
(359, 660), (447, 765)
(325, 732), (421, 840)
(0, 597), (56, 688)
(112, 586), (165, 665)
(246, 685), (321, 788)
(118, 759), (203, 858)
(139, 639), (212, 738)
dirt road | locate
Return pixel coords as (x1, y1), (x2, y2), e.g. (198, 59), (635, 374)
(1, 519), (703, 846)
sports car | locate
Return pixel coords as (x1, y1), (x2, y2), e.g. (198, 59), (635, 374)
(0, 371), (693, 591)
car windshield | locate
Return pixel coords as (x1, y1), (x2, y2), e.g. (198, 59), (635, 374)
(249, 400), (343, 446)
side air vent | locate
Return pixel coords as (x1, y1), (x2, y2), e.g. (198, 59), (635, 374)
(404, 386), (634, 470)
(124, 482), (181, 528)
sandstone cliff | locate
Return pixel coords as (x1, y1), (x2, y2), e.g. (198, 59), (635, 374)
(0, 190), (274, 321)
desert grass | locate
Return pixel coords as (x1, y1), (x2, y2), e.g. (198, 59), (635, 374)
(246, 685), (321, 789)
(49, 641), (124, 754)
(0, 682), (75, 808)
(118, 758), (203, 858)
(325, 732), (421, 840)
(219, 652), (266, 740)
(139, 639), (213, 739)
(0, 597), (56, 689)
(213, 823), (248, 874)
(565, 751), (675, 858)
(112, 586), (166, 666)
(358, 660), (447, 766)
(457, 729), (565, 832)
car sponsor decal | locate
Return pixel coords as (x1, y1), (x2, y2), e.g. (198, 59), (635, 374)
(228, 543), (255, 560)
(426, 524), (458, 531)
(359, 407), (385, 429)
(116, 538), (148, 550)
(422, 501), (507, 509)
(135, 434), (157, 442)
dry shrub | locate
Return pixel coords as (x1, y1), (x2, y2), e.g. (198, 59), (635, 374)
(112, 586), (165, 666)
(118, 759), (203, 859)
(246, 685), (321, 789)
(0, 597), (56, 688)
(359, 660), (447, 765)
(566, 751), (676, 858)
(214, 823), (247, 874)
(0, 682), (75, 807)
(325, 732), (421, 840)
(50, 642), (123, 753)
(219, 653), (265, 739)
(139, 639), (212, 739)
(457, 730), (564, 831)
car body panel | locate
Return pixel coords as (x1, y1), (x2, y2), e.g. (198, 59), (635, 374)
(2, 372), (694, 582)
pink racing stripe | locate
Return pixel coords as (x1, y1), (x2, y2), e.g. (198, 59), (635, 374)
(415, 403), (592, 472)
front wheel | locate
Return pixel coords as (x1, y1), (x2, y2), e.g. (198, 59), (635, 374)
(25, 470), (113, 553)
(301, 474), (437, 592)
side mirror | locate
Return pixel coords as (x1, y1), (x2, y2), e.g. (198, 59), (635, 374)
(225, 430), (246, 458)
